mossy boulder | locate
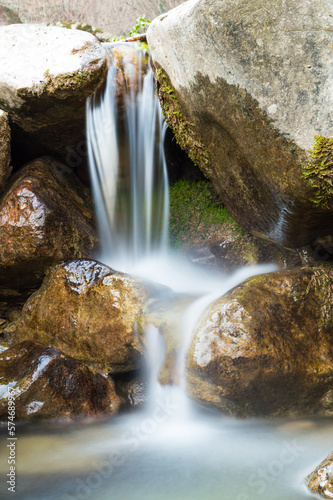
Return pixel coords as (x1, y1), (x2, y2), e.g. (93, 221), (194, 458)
(12, 259), (159, 374)
(306, 451), (333, 498)
(186, 265), (333, 417)
(0, 109), (11, 192)
(170, 180), (303, 271)
(0, 156), (97, 300)
(148, 0), (333, 248)
(0, 24), (108, 164)
(0, 341), (121, 421)
(49, 21), (114, 43)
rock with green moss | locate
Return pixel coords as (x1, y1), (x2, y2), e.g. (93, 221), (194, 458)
(12, 259), (160, 374)
(186, 265), (333, 417)
(0, 24), (108, 163)
(0, 156), (97, 301)
(170, 180), (302, 271)
(0, 341), (121, 421)
(306, 451), (333, 498)
(148, 0), (333, 248)
(0, 109), (11, 192)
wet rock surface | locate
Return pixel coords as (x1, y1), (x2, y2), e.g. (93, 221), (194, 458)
(0, 109), (11, 193)
(0, 24), (108, 162)
(12, 259), (159, 373)
(0, 341), (121, 421)
(148, 0), (333, 248)
(187, 265), (333, 417)
(0, 156), (97, 300)
(307, 451), (333, 498)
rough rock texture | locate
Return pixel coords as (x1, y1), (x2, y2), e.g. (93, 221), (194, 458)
(307, 451), (333, 498)
(170, 180), (303, 271)
(12, 259), (158, 373)
(0, 156), (97, 301)
(148, 0), (333, 248)
(0, 109), (11, 192)
(0, 5), (22, 25)
(0, 24), (107, 163)
(187, 265), (333, 417)
(0, 341), (121, 421)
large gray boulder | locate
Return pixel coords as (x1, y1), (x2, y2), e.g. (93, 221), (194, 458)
(0, 24), (108, 164)
(148, 0), (333, 248)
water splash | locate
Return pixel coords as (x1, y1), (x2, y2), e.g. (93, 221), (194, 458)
(86, 43), (169, 272)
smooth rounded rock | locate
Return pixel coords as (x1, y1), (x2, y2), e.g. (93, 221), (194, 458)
(148, 0), (333, 248)
(186, 265), (333, 417)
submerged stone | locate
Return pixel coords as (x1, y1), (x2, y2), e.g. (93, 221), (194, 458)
(0, 341), (121, 421)
(13, 259), (160, 373)
(187, 265), (333, 417)
(148, 0), (333, 248)
(0, 156), (97, 300)
(306, 451), (333, 498)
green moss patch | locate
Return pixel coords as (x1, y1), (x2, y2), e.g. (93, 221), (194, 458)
(154, 68), (210, 169)
(169, 180), (243, 248)
(302, 135), (333, 208)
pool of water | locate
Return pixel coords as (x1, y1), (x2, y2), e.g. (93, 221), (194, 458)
(1, 395), (330, 500)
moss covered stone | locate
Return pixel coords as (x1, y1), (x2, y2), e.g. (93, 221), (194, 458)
(302, 135), (333, 208)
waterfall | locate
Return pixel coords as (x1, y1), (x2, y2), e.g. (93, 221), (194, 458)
(86, 43), (277, 413)
(86, 43), (169, 273)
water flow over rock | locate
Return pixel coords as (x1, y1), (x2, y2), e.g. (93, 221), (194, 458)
(86, 43), (169, 272)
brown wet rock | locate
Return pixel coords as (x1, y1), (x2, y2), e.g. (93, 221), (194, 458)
(0, 341), (121, 421)
(13, 259), (160, 374)
(0, 156), (97, 300)
(187, 265), (333, 417)
(0, 5), (21, 25)
(306, 451), (333, 498)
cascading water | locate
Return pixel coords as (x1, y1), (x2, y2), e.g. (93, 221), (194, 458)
(86, 43), (169, 272)
(8, 43), (333, 500)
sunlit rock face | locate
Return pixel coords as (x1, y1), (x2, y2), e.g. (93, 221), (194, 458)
(0, 24), (108, 164)
(0, 341), (121, 421)
(0, 156), (97, 301)
(12, 259), (161, 374)
(307, 451), (333, 498)
(186, 265), (333, 417)
(148, 0), (333, 248)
